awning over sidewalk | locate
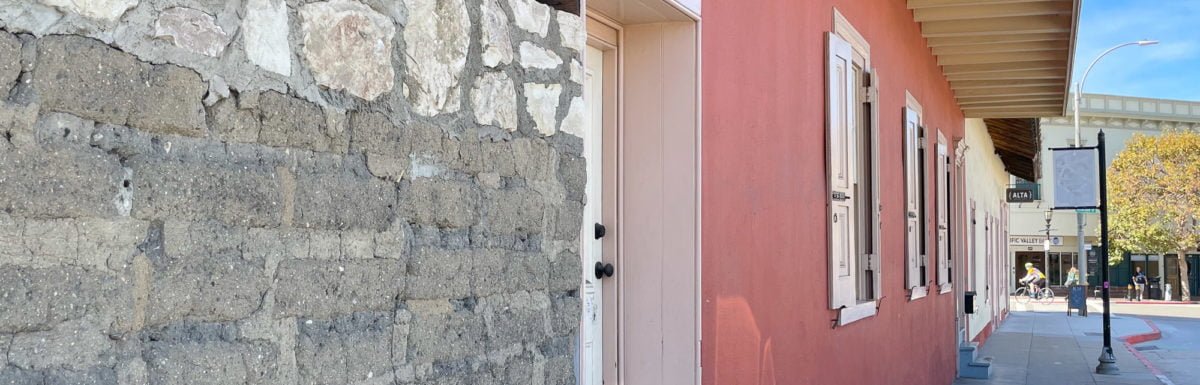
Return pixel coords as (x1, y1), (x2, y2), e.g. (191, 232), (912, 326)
(909, 0), (1080, 118)
(984, 118), (1040, 181)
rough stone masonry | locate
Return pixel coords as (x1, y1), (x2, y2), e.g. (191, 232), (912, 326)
(0, 0), (587, 383)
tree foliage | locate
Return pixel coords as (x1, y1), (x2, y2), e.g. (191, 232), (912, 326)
(1108, 131), (1200, 300)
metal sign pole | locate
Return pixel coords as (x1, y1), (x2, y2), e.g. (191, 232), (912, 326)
(1096, 130), (1119, 374)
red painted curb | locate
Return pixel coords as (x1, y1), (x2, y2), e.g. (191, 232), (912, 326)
(1112, 300), (1200, 305)
(1120, 318), (1162, 345)
(1121, 319), (1167, 380)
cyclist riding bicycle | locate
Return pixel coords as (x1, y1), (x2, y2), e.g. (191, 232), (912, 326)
(1018, 262), (1047, 298)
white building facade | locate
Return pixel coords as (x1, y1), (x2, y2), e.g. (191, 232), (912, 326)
(1009, 94), (1200, 297)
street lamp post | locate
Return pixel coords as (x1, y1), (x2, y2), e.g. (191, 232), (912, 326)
(1044, 210), (1054, 280)
(1073, 40), (1158, 375)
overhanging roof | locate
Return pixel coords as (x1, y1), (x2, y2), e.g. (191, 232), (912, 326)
(983, 118), (1040, 181)
(909, 0), (1080, 119)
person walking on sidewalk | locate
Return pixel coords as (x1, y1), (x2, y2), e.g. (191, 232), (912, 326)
(1065, 266), (1080, 286)
(1020, 262), (1047, 298)
(1132, 266), (1147, 301)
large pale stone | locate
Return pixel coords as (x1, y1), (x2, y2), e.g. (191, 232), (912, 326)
(569, 59), (583, 84)
(0, 3), (62, 36)
(557, 11), (585, 52)
(153, 7), (230, 57)
(471, 71), (517, 131)
(518, 42), (561, 70)
(39, 0), (137, 21)
(559, 96), (584, 137)
(480, 0), (513, 68)
(523, 83), (561, 136)
(244, 0), (291, 75)
(507, 0), (550, 37)
(403, 0), (470, 116)
(301, 0), (396, 101)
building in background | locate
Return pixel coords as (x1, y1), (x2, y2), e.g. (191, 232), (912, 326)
(1009, 93), (1200, 299)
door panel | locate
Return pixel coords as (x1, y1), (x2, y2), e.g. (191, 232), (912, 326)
(622, 22), (699, 385)
(579, 44), (607, 385)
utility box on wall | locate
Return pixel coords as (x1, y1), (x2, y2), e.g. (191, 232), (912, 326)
(964, 291), (976, 314)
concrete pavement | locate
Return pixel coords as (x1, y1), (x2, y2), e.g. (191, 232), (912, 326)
(1109, 303), (1200, 385)
(1128, 317), (1195, 385)
(954, 304), (1164, 385)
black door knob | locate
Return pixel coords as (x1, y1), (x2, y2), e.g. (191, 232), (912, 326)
(594, 261), (615, 279)
(594, 223), (607, 239)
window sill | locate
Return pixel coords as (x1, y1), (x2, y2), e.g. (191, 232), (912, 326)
(836, 301), (877, 327)
(909, 286), (928, 301)
(939, 283), (953, 294)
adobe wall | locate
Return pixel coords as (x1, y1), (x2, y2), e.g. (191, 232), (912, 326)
(0, 0), (584, 383)
(702, 0), (964, 384)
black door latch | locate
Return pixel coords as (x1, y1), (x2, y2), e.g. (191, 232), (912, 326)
(595, 223), (607, 239)
(594, 262), (614, 279)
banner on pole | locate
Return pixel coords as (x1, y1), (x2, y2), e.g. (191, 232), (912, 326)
(1051, 147), (1100, 209)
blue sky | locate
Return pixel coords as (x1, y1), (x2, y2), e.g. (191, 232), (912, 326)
(1073, 0), (1200, 101)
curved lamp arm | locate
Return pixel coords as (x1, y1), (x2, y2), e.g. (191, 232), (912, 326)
(1073, 40), (1158, 146)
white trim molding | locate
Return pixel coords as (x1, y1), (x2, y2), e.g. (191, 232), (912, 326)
(836, 301), (878, 327)
(833, 8), (870, 58)
(909, 286), (928, 301)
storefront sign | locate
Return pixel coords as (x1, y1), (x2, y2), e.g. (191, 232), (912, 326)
(1006, 188), (1036, 203)
(1010, 236), (1062, 246)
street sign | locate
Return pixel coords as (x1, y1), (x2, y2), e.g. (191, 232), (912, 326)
(1052, 146), (1100, 209)
(1006, 188), (1036, 203)
(1076, 208), (1099, 214)
(1009, 236), (1062, 246)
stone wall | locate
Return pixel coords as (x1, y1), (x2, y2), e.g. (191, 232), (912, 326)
(0, 0), (585, 383)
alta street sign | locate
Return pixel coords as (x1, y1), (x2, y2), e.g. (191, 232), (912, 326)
(1006, 188), (1035, 203)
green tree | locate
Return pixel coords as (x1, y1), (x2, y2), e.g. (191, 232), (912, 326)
(1109, 131), (1200, 301)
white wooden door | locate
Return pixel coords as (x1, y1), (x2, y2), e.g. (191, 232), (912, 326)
(579, 44), (606, 385)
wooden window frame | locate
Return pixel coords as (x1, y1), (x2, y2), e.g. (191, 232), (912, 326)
(905, 91), (929, 301)
(829, 8), (880, 327)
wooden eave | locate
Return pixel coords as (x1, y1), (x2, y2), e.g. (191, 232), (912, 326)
(909, 0), (1080, 119)
(535, 0), (580, 14)
(983, 118), (1040, 181)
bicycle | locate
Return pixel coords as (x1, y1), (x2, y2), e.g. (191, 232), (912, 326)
(1014, 285), (1055, 305)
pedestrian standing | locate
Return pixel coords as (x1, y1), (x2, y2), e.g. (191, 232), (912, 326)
(1065, 266), (1080, 286)
(1132, 266), (1147, 301)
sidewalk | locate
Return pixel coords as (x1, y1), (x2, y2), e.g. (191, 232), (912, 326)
(954, 308), (1164, 385)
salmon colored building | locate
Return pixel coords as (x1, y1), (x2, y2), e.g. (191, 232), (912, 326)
(699, 1), (1078, 384)
(566, 0), (1077, 383)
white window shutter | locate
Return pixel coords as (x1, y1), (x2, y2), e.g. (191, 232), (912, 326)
(937, 139), (950, 287)
(904, 107), (921, 290)
(868, 67), (882, 298)
(827, 32), (857, 309)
